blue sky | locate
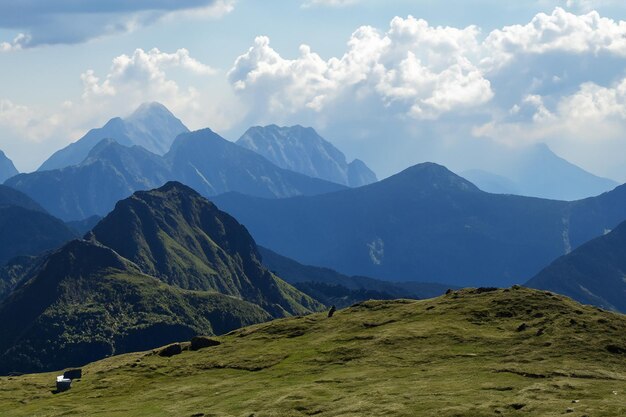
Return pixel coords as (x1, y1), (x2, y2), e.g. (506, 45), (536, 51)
(2, 0), (626, 182)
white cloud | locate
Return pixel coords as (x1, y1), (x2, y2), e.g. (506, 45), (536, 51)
(482, 7), (626, 71)
(0, 0), (235, 49)
(0, 47), (229, 171)
(474, 78), (626, 180)
(228, 8), (626, 180)
(229, 17), (493, 121)
(0, 33), (30, 52)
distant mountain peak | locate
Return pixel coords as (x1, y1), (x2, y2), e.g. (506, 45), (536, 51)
(126, 101), (177, 122)
(37, 103), (189, 172)
(237, 125), (377, 187)
(385, 162), (480, 193)
(0, 150), (18, 183)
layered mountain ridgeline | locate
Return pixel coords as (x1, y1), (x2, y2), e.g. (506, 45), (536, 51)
(38, 102), (189, 172)
(1, 287), (625, 417)
(0, 186), (76, 268)
(167, 128), (346, 199)
(6, 130), (345, 221)
(461, 143), (618, 201)
(214, 163), (626, 289)
(260, 246), (451, 308)
(6, 140), (170, 221)
(237, 125), (377, 187)
(0, 182), (321, 374)
(0, 151), (18, 183)
(527, 220), (626, 313)
(0, 184), (46, 212)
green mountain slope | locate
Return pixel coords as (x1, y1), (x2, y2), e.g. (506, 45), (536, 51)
(89, 182), (321, 317)
(1, 287), (624, 416)
(0, 183), (321, 374)
(0, 240), (271, 374)
(527, 220), (626, 313)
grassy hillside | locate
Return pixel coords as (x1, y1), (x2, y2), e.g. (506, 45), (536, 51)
(1, 287), (624, 416)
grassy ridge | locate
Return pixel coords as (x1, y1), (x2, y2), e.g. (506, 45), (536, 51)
(1, 287), (624, 416)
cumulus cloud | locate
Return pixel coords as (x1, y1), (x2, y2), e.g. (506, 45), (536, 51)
(228, 8), (626, 180)
(0, 47), (228, 171)
(229, 17), (493, 121)
(0, 0), (234, 48)
(482, 7), (626, 71)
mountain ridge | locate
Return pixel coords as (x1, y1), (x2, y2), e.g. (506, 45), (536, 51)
(213, 161), (626, 290)
(237, 124), (377, 187)
(0, 182), (321, 374)
(37, 102), (189, 172)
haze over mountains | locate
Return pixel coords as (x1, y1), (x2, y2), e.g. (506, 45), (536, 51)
(214, 163), (626, 288)
(0, 182), (321, 374)
(37, 102), (189, 172)
(0, 101), (624, 319)
(0, 185), (75, 267)
(461, 143), (618, 201)
(527, 220), (626, 313)
(5, 124), (345, 221)
(237, 125), (377, 187)
(0, 151), (18, 183)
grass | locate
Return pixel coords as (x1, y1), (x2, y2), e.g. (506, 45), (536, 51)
(1, 287), (625, 417)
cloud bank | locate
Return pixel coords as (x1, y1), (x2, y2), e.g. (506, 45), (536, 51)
(228, 7), (626, 181)
(0, 0), (234, 49)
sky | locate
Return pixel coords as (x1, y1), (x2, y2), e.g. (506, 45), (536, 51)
(2, 0), (626, 182)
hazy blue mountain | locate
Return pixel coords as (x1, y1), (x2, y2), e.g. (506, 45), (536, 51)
(0, 205), (76, 266)
(0, 182), (321, 374)
(461, 169), (520, 195)
(0, 185), (74, 267)
(65, 215), (102, 235)
(527, 220), (626, 313)
(38, 102), (188, 171)
(259, 246), (451, 307)
(6, 139), (170, 221)
(0, 151), (18, 183)
(166, 128), (346, 198)
(0, 184), (45, 212)
(8, 129), (345, 221)
(237, 125), (377, 187)
(214, 163), (626, 288)
(463, 143), (618, 200)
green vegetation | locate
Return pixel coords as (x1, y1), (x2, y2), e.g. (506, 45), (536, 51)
(0, 183), (321, 374)
(1, 287), (624, 416)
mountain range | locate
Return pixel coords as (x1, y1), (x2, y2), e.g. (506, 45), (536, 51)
(6, 129), (345, 221)
(237, 125), (377, 187)
(259, 246), (451, 308)
(0, 182), (321, 374)
(214, 162), (626, 287)
(527, 220), (626, 313)
(461, 143), (618, 201)
(38, 102), (189, 172)
(0, 185), (75, 268)
(0, 151), (18, 183)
